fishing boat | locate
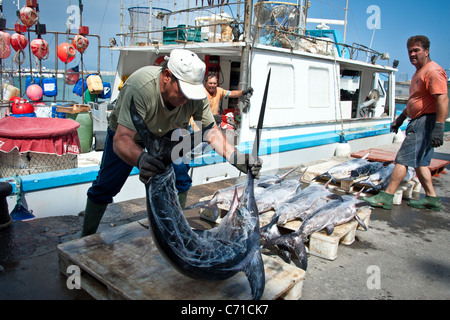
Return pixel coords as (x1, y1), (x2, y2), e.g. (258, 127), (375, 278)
(110, 0), (397, 181)
(1, 0), (400, 218)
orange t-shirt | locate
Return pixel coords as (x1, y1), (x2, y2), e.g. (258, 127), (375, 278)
(205, 87), (230, 115)
(406, 61), (448, 119)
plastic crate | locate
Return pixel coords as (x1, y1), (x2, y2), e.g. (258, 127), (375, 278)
(187, 27), (202, 42)
(163, 25), (186, 44)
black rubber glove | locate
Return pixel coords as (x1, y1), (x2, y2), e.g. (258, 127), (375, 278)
(229, 150), (263, 178)
(242, 87), (254, 96)
(431, 122), (445, 148)
(390, 113), (407, 134)
(137, 151), (166, 183)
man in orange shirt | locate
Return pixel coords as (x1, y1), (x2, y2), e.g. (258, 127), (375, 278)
(204, 74), (253, 116)
(364, 35), (448, 211)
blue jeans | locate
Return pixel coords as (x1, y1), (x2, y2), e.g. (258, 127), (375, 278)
(87, 128), (192, 205)
(87, 128), (134, 204)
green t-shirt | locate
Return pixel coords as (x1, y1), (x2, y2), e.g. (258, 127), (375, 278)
(109, 66), (214, 140)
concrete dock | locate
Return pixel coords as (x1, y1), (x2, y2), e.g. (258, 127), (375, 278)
(1, 136), (449, 300)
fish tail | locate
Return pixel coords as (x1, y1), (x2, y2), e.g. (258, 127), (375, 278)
(244, 250), (265, 300)
(221, 248), (265, 300)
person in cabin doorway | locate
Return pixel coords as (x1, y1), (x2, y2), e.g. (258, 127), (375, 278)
(81, 49), (262, 237)
(204, 73), (253, 119)
(363, 35), (448, 211)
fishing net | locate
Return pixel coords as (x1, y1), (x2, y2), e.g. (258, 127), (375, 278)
(0, 149), (77, 178)
(128, 6), (172, 45)
(125, 1), (242, 45)
(253, 1), (306, 49)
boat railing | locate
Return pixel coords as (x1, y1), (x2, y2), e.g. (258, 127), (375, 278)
(119, 1), (392, 66)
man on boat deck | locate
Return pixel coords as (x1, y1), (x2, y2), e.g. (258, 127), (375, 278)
(204, 74), (253, 116)
(364, 35), (448, 211)
(81, 49), (262, 237)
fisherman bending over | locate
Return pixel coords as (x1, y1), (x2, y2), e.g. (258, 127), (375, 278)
(81, 49), (261, 237)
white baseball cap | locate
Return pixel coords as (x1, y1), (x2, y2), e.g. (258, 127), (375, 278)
(167, 49), (206, 100)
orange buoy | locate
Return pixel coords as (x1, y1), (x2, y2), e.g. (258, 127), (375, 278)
(72, 34), (89, 54)
(57, 42), (76, 63)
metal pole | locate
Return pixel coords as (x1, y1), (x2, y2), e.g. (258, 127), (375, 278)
(120, 0), (123, 45)
(239, 0), (252, 113)
(342, 0), (348, 57)
(148, 0), (153, 44)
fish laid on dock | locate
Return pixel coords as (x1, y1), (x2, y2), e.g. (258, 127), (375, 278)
(346, 160), (389, 180)
(352, 163), (395, 192)
(353, 165), (415, 192)
(264, 191), (368, 270)
(254, 168), (306, 214)
(184, 166), (301, 220)
(313, 153), (372, 182)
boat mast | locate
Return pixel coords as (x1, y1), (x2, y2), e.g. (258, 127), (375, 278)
(148, 0), (152, 44)
(239, 0), (252, 113)
(342, 0), (348, 56)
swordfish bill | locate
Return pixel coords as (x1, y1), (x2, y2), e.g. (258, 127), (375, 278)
(128, 70), (271, 300)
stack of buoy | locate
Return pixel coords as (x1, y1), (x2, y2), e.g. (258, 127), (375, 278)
(10, 96), (36, 118)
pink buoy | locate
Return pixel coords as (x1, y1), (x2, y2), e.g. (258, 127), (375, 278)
(26, 84), (43, 101)
(19, 6), (39, 28)
(0, 31), (11, 59)
(31, 38), (49, 60)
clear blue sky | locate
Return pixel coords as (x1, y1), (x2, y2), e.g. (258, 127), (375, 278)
(2, 0), (450, 80)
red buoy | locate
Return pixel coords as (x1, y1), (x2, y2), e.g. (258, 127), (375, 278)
(11, 33), (28, 52)
(72, 34), (89, 54)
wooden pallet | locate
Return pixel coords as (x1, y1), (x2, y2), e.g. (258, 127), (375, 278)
(260, 206), (372, 261)
(57, 219), (305, 300)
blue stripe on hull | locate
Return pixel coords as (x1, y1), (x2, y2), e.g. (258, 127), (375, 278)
(1, 124), (391, 193)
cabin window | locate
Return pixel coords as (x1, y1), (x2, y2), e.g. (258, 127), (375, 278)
(267, 63), (295, 109)
(308, 67), (330, 108)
